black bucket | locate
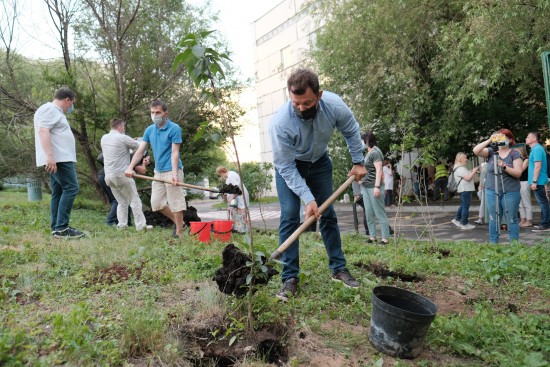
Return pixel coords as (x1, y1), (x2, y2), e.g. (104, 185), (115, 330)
(369, 286), (437, 359)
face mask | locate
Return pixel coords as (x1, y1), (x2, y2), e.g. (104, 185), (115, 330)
(151, 114), (164, 126)
(293, 103), (318, 120)
(67, 102), (75, 114)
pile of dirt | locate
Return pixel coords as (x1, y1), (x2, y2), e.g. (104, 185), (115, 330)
(144, 210), (173, 228)
(214, 244), (278, 298)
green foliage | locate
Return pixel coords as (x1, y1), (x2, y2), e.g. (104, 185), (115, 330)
(240, 161), (274, 201)
(313, 0), (550, 159)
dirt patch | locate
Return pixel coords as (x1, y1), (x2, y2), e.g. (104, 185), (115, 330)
(353, 261), (425, 282)
(214, 244), (278, 298)
(88, 260), (145, 285)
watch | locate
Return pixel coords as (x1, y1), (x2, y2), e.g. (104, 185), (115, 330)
(353, 162), (363, 166)
(374, 186), (380, 188)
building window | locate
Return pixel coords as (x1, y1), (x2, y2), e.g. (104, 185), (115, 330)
(281, 46), (292, 69)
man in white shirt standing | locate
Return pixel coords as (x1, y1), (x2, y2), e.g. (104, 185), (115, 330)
(101, 118), (152, 231)
(34, 87), (84, 239)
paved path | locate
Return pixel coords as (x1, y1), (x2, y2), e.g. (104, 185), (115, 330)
(191, 199), (548, 246)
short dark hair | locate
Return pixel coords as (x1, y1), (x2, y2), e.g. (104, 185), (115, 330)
(362, 131), (377, 148)
(150, 99), (168, 112)
(54, 87), (75, 101)
(287, 69), (320, 95)
(110, 118), (125, 129)
(528, 131), (539, 142)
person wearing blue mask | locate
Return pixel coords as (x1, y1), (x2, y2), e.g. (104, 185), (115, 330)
(269, 69), (367, 301)
(34, 86), (84, 239)
(125, 99), (186, 237)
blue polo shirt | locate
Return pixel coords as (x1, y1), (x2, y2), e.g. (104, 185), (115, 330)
(528, 143), (548, 185)
(143, 119), (183, 172)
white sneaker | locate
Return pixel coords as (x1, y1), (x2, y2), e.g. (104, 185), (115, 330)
(451, 219), (461, 228)
(461, 223), (476, 230)
(137, 225), (154, 231)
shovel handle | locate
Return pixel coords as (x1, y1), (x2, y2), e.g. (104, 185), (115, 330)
(133, 173), (220, 193)
(270, 175), (357, 260)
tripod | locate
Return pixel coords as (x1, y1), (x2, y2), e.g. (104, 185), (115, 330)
(492, 151), (510, 238)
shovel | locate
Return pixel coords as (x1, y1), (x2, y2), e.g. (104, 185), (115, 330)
(132, 173), (220, 193)
(270, 174), (356, 260)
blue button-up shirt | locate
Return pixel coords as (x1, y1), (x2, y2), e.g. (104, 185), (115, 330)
(269, 91), (364, 204)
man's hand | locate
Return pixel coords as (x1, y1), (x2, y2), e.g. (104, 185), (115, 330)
(124, 168), (135, 178)
(172, 174), (179, 186)
(305, 200), (320, 221)
(135, 165), (147, 174)
(45, 156), (57, 173)
(349, 164), (367, 181)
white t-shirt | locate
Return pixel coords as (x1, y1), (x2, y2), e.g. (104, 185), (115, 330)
(383, 165), (394, 190)
(34, 102), (76, 166)
(100, 130), (140, 174)
(455, 166), (475, 193)
(225, 170), (250, 208)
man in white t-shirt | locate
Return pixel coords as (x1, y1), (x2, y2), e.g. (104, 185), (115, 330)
(34, 87), (84, 239)
(101, 118), (152, 231)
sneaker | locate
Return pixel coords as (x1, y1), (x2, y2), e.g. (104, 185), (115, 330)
(532, 226), (550, 232)
(474, 219), (483, 225)
(461, 223), (476, 230)
(53, 227), (84, 239)
(276, 278), (298, 302)
(332, 269), (360, 288)
(137, 225), (154, 231)
(451, 219), (461, 228)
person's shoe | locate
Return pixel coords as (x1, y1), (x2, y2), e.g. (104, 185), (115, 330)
(53, 227), (84, 239)
(461, 223), (476, 230)
(474, 219), (484, 225)
(332, 269), (360, 288)
(520, 220), (533, 227)
(137, 225), (154, 231)
(117, 224), (128, 230)
(276, 278), (298, 302)
(451, 219), (461, 228)
(380, 239), (390, 245)
(366, 238), (377, 243)
(532, 226), (550, 232)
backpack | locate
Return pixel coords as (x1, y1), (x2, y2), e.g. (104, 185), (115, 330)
(447, 168), (463, 194)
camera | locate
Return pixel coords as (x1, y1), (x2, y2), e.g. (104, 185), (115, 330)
(490, 141), (506, 150)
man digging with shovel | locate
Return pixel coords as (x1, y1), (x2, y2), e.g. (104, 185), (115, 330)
(269, 69), (367, 301)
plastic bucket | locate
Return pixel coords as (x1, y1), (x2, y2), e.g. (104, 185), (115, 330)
(212, 220), (233, 242)
(27, 181), (42, 202)
(189, 221), (211, 243)
(369, 286), (437, 359)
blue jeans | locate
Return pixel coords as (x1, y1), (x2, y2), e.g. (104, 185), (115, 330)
(485, 189), (520, 243)
(362, 185), (390, 239)
(533, 185), (550, 228)
(49, 162), (79, 231)
(275, 154), (346, 282)
(455, 191), (473, 225)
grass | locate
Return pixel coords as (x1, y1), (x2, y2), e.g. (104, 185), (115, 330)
(1, 190), (549, 366)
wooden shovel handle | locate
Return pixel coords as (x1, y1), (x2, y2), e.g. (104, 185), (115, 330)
(270, 175), (357, 260)
(133, 173), (219, 193)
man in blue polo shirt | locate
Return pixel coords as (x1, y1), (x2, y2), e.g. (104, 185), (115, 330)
(526, 132), (549, 232)
(126, 99), (186, 237)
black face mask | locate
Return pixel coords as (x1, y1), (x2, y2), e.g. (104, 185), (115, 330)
(293, 103), (318, 120)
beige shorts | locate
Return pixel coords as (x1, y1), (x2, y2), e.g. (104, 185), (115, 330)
(151, 169), (186, 212)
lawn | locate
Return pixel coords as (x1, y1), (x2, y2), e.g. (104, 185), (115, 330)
(1, 190), (549, 366)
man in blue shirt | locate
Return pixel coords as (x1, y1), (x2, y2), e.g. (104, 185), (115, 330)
(126, 99), (186, 237)
(526, 132), (549, 231)
(269, 69), (367, 301)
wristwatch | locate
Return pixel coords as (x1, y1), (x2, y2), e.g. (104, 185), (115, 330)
(374, 186), (380, 188)
(353, 162), (363, 166)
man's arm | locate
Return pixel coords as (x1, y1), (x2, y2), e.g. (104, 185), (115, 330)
(531, 161), (542, 190)
(125, 141), (148, 177)
(171, 143), (181, 184)
(38, 127), (57, 173)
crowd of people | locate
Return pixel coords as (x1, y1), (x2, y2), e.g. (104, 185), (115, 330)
(34, 75), (549, 302)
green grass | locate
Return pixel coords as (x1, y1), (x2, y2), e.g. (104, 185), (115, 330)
(1, 190), (549, 366)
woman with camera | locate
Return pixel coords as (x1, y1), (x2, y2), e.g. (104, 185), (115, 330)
(473, 129), (522, 243)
